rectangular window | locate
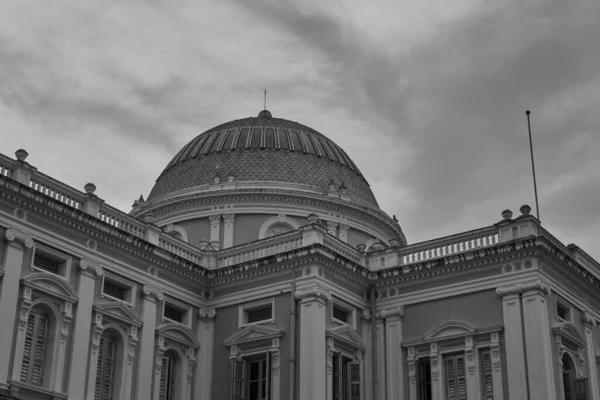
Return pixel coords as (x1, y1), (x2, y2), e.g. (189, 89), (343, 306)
(231, 353), (271, 400)
(417, 359), (432, 400)
(163, 303), (185, 324)
(103, 279), (127, 300)
(333, 305), (349, 324)
(481, 350), (494, 400)
(332, 352), (361, 400)
(33, 252), (61, 274)
(445, 354), (467, 400)
(20, 311), (48, 386)
(331, 299), (356, 328)
(239, 299), (275, 327)
(557, 301), (571, 322)
(246, 305), (273, 324)
(94, 336), (116, 400)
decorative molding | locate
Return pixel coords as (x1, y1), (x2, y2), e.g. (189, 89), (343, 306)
(430, 343), (440, 381)
(424, 320), (476, 340)
(294, 285), (332, 303)
(209, 215), (221, 225)
(79, 259), (104, 279)
(326, 324), (366, 351)
(581, 311), (596, 327)
(490, 332), (502, 372)
(552, 322), (586, 349)
(93, 301), (144, 327)
(21, 272), (79, 303)
(376, 306), (404, 320)
(496, 279), (550, 297)
(156, 323), (200, 348)
(5, 228), (34, 249)
(224, 325), (284, 348)
(198, 307), (217, 321)
(142, 285), (164, 303)
(465, 336), (475, 375)
(258, 215), (300, 239)
(223, 213), (235, 223)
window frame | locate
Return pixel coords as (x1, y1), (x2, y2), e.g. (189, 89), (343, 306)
(238, 298), (275, 328)
(444, 353), (467, 400)
(231, 351), (272, 400)
(161, 297), (192, 328)
(30, 243), (72, 279)
(330, 298), (357, 329)
(556, 298), (572, 323)
(20, 310), (49, 386)
(100, 273), (137, 307)
(417, 358), (432, 400)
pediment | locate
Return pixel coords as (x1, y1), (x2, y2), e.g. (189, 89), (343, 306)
(224, 325), (284, 347)
(22, 272), (78, 303)
(553, 322), (586, 348)
(327, 325), (366, 350)
(157, 323), (199, 348)
(425, 320), (475, 340)
(94, 301), (143, 327)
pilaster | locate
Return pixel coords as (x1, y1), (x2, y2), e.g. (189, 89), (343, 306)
(295, 286), (331, 400)
(326, 221), (338, 237)
(521, 283), (556, 400)
(194, 307), (216, 400)
(496, 286), (528, 400)
(136, 285), (163, 400)
(378, 307), (404, 400)
(86, 312), (105, 400)
(153, 336), (166, 400)
(361, 310), (373, 400)
(68, 259), (103, 399)
(464, 336), (481, 400)
(375, 317), (386, 400)
(407, 347), (417, 400)
(490, 332), (504, 400)
(209, 215), (221, 244)
(338, 224), (349, 243)
(582, 312), (599, 400)
(430, 343), (443, 400)
(223, 213), (235, 249)
(0, 229), (33, 387)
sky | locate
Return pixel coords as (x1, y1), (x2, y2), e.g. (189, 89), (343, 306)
(1, 0), (599, 261)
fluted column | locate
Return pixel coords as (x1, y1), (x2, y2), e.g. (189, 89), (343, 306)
(377, 307), (404, 400)
(136, 285), (163, 400)
(68, 260), (103, 399)
(521, 283), (556, 400)
(223, 214), (235, 249)
(194, 307), (216, 400)
(295, 286), (331, 400)
(0, 229), (33, 387)
(582, 312), (599, 400)
(361, 311), (373, 400)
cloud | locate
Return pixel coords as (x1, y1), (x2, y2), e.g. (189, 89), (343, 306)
(0, 0), (598, 260)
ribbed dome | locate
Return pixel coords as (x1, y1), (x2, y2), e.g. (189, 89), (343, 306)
(148, 111), (379, 208)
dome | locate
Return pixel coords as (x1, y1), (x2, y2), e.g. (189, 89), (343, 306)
(148, 110), (380, 208)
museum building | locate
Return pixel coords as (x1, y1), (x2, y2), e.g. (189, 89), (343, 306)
(0, 109), (599, 400)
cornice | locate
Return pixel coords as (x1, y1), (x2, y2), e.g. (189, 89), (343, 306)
(134, 189), (405, 243)
(496, 279), (550, 297)
(294, 284), (332, 303)
(5, 228), (34, 249)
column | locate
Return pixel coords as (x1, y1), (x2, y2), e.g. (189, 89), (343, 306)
(223, 214), (235, 249)
(194, 307), (216, 400)
(0, 229), (33, 387)
(582, 313), (600, 400)
(326, 222), (338, 237)
(68, 259), (103, 399)
(136, 285), (163, 400)
(295, 285), (331, 400)
(464, 336), (481, 400)
(496, 286), (528, 400)
(375, 317), (386, 400)
(380, 307), (404, 400)
(407, 347), (417, 400)
(361, 311), (373, 400)
(490, 332), (505, 400)
(521, 283), (556, 400)
(430, 343), (443, 400)
(209, 215), (221, 245)
(338, 224), (349, 243)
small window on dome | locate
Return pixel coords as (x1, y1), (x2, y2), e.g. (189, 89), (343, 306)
(199, 132), (216, 154)
(277, 129), (290, 150)
(266, 223), (293, 237)
(311, 135), (325, 157)
(251, 127), (262, 148)
(265, 128), (275, 149)
(209, 130), (227, 152)
(300, 132), (315, 154)
(236, 128), (250, 149)
(221, 129), (237, 150)
(289, 131), (303, 152)
(188, 135), (209, 158)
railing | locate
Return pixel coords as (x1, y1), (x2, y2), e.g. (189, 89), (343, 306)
(398, 226), (499, 264)
(158, 234), (204, 265)
(98, 203), (145, 238)
(217, 231), (304, 268)
(323, 235), (362, 263)
(29, 178), (84, 209)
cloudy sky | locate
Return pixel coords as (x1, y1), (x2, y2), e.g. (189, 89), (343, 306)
(1, 0), (599, 260)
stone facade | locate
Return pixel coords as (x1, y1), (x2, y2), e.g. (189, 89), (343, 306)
(0, 125), (599, 400)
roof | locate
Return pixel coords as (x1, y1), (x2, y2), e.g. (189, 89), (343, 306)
(148, 110), (379, 208)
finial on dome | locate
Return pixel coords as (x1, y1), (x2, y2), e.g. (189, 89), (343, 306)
(258, 109), (272, 119)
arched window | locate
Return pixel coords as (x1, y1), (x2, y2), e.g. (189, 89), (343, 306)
(266, 223), (293, 237)
(562, 354), (576, 400)
(258, 216), (300, 240)
(20, 309), (49, 385)
(95, 334), (117, 400)
(159, 351), (177, 400)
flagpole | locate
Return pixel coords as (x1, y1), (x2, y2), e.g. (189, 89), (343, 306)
(526, 110), (540, 221)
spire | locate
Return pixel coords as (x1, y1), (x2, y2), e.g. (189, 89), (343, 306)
(264, 89), (267, 110)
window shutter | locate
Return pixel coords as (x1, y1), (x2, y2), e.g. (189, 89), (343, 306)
(446, 358), (456, 400)
(332, 353), (341, 400)
(20, 314), (36, 382)
(232, 359), (246, 400)
(574, 378), (588, 400)
(20, 312), (47, 385)
(348, 362), (361, 400)
(94, 336), (116, 400)
(456, 356), (467, 400)
(33, 252), (61, 274)
(481, 351), (494, 399)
